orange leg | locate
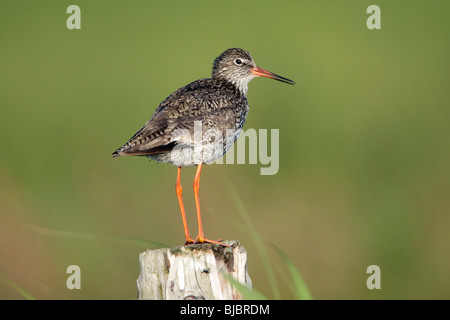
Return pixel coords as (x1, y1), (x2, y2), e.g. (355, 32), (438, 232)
(176, 167), (194, 244)
(193, 162), (229, 247)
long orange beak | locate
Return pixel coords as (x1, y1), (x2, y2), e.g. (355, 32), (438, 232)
(251, 66), (295, 85)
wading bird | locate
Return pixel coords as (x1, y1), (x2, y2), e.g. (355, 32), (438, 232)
(113, 48), (294, 246)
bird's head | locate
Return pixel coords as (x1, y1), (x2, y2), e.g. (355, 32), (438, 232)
(212, 48), (295, 95)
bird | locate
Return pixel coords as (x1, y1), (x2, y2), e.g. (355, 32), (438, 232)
(113, 48), (294, 246)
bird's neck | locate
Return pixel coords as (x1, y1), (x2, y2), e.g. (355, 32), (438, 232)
(229, 77), (250, 97)
(212, 74), (252, 97)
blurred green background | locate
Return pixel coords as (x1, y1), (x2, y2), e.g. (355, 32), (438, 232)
(1, 1), (449, 299)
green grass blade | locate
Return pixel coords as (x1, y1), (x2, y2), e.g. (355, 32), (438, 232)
(271, 244), (313, 300)
(223, 274), (267, 300)
(223, 174), (281, 300)
(0, 274), (35, 300)
(22, 224), (168, 249)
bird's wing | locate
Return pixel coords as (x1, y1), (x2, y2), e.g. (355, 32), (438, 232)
(113, 79), (243, 156)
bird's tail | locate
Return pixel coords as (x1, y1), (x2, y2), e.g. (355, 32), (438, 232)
(112, 149), (121, 157)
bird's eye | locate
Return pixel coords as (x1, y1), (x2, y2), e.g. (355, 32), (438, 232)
(234, 59), (243, 65)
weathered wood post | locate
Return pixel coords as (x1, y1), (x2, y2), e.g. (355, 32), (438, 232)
(137, 240), (252, 300)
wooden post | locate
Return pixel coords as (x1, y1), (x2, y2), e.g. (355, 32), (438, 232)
(137, 240), (252, 300)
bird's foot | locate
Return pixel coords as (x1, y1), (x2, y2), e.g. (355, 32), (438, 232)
(194, 235), (230, 247)
(184, 237), (195, 245)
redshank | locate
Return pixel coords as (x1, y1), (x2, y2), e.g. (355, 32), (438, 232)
(113, 48), (294, 246)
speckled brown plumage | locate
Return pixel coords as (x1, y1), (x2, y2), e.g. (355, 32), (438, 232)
(113, 78), (248, 166)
